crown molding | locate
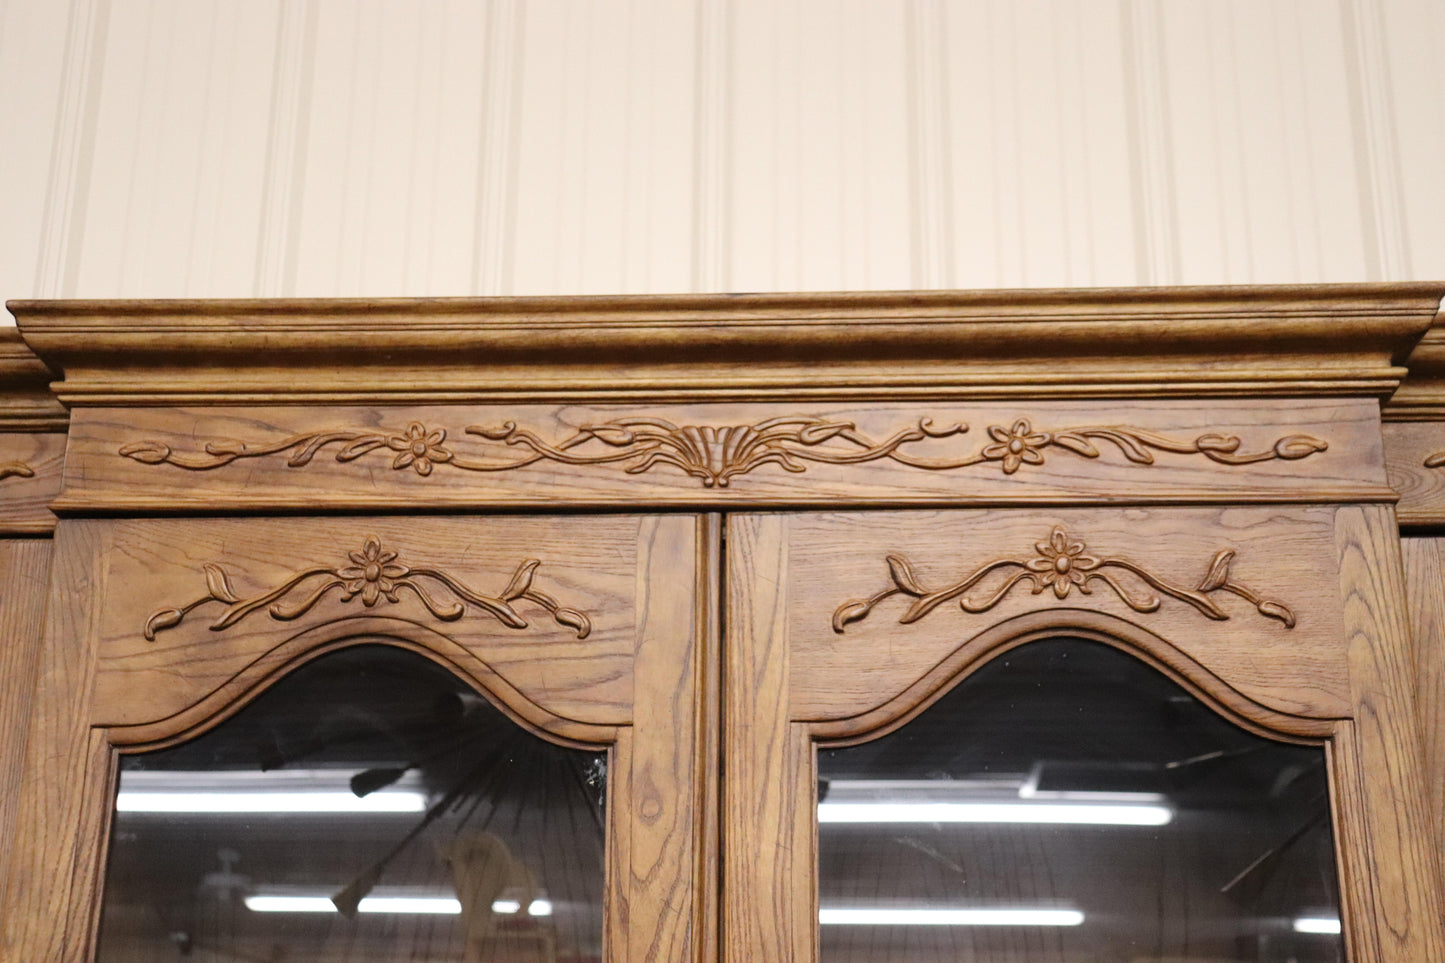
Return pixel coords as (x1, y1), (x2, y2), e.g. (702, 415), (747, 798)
(0, 329), (68, 430)
(10, 283), (1445, 406)
(1384, 320), (1445, 421)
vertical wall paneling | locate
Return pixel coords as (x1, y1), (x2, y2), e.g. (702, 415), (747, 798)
(510, 0), (696, 296)
(27, 0), (108, 300)
(2, 0), (1444, 310)
(1377, 0), (1445, 279)
(905, 0), (953, 289)
(1289, 2), (1374, 281)
(78, 0), (278, 297)
(690, 0), (730, 291)
(0, 0), (73, 302)
(1340, 0), (1411, 281)
(471, 0), (523, 296)
(254, 0), (318, 296)
(1120, 0), (1179, 285)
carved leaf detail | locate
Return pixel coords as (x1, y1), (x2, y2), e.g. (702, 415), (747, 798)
(143, 608), (184, 641)
(144, 540), (592, 643)
(119, 441), (173, 464)
(119, 417), (1327, 486)
(1272, 435), (1329, 460)
(204, 563), (239, 603)
(500, 559), (540, 600)
(1257, 601), (1296, 628)
(1196, 550), (1234, 592)
(833, 529), (1296, 633)
(831, 600), (872, 634)
(887, 556), (924, 595)
(554, 608), (593, 639)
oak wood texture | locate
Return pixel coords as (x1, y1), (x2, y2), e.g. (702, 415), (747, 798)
(0, 431), (64, 534)
(1331, 506), (1445, 961)
(52, 399), (1392, 513)
(0, 539), (54, 928)
(791, 508), (1350, 730)
(723, 506), (1445, 963)
(13, 284), (1445, 405)
(6, 283), (1445, 962)
(0, 521), (111, 961)
(1382, 421), (1445, 526)
(618, 515), (718, 963)
(1401, 537), (1445, 896)
(0, 329), (68, 432)
(721, 514), (797, 963)
(1384, 319), (1445, 422)
(3, 514), (716, 963)
(91, 517), (640, 744)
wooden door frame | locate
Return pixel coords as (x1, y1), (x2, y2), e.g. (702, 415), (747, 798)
(0, 283), (1442, 961)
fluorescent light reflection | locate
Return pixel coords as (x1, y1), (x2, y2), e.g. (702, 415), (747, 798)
(1293, 917), (1342, 935)
(245, 894), (554, 916)
(817, 802), (1171, 826)
(118, 791), (425, 813)
(820, 907), (1084, 927)
(818, 779), (1172, 827)
(114, 769), (426, 814)
(246, 895), (460, 914)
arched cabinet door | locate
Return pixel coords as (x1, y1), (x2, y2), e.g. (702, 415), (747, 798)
(723, 507), (1444, 963)
(4, 514), (717, 963)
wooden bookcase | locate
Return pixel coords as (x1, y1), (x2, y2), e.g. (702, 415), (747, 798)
(0, 284), (1442, 962)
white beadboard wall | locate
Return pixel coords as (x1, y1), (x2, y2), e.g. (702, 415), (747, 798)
(1, 0), (1442, 313)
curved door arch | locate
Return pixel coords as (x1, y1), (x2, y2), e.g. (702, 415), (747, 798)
(813, 635), (1343, 963)
(7, 513), (717, 963)
(723, 507), (1442, 963)
(99, 642), (612, 961)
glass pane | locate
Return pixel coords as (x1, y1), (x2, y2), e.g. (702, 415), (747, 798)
(98, 645), (607, 963)
(817, 638), (1344, 963)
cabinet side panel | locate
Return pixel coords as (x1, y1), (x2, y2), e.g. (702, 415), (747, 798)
(1334, 506), (1445, 959)
(1401, 536), (1445, 896)
(722, 514), (795, 963)
(0, 539), (53, 919)
(0, 522), (110, 962)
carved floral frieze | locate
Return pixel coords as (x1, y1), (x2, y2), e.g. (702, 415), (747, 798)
(144, 536), (591, 641)
(119, 417), (1328, 488)
(832, 526), (1296, 632)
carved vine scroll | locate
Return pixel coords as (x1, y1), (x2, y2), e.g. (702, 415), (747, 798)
(120, 417), (1327, 487)
(832, 526), (1296, 633)
(144, 536), (591, 641)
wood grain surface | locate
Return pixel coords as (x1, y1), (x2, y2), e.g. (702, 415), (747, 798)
(1384, 421), (1445, 526)
(621, 515), (715, 963)
(1401, 537), (1445, 897)
(786, 507), (1351, 729)
(0, 432), (64, 534)
(722, 514), (797, 963)
(1332, 506), (1445, 961)
(15, 284), (1443, 405)
(0, 522), (112, 961)
(57, 399), (1388, 512)
(90, 516), (643, 742)
(0, 539), (53, 927)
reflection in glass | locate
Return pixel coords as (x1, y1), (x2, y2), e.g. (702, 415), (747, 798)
(817, 638), (1344, 963)
(98, 645), (606, 962)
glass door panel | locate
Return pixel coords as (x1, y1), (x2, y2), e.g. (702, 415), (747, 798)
(97, 644), (607, 963)
(816, 638), (1343, 963)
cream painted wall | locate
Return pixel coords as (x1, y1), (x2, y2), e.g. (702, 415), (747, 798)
(1, 0), (1442, 317)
